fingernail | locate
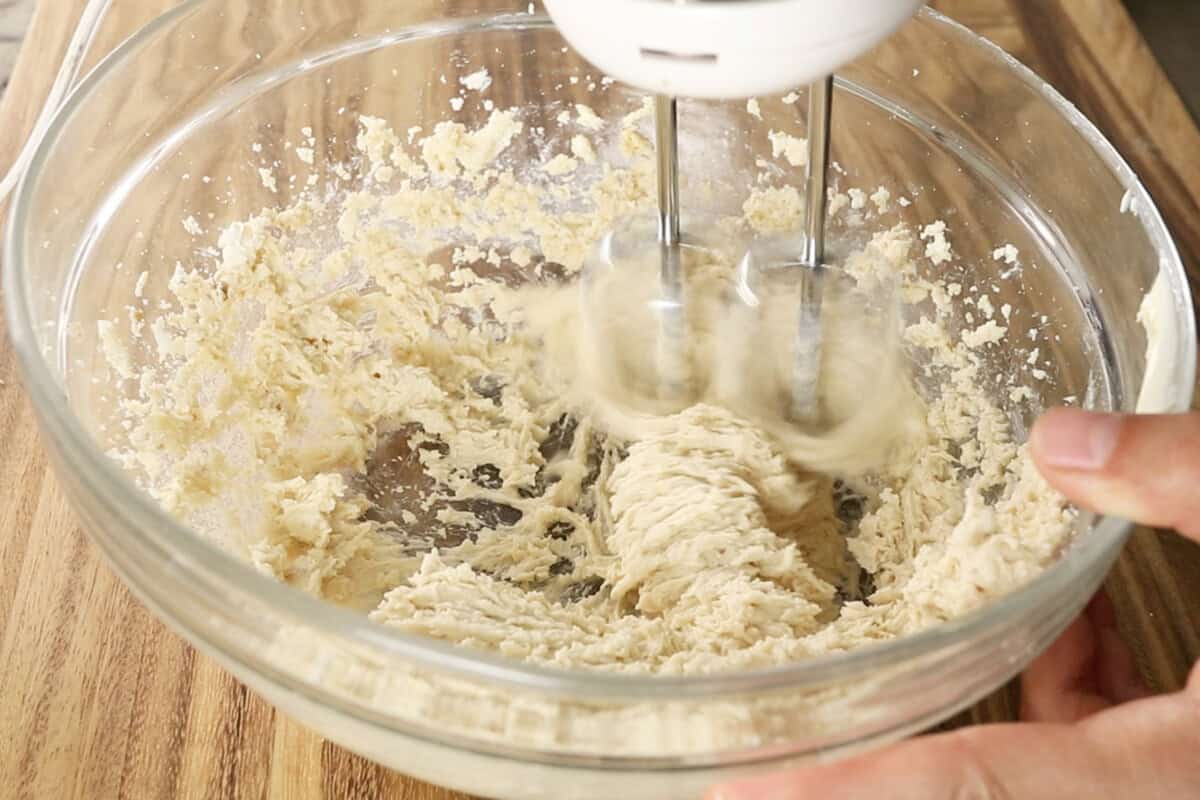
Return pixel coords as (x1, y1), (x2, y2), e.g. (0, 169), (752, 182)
(1034, 410), (1123, 471)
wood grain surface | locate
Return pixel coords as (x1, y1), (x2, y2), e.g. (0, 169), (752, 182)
(2, 1), (1199, 798)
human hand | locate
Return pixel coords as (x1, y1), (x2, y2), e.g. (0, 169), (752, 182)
(709, 409), (1200, 799)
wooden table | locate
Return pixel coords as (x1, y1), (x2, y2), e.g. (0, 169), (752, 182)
(2, 1), (1199, 798)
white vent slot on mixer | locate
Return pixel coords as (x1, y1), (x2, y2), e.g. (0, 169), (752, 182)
(638, 48), (719, 63)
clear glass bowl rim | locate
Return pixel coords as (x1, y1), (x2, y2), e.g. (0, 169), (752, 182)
(3, 1), (1196, 703)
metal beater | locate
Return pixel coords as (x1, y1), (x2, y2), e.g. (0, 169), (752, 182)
(546, 0), (924, 424)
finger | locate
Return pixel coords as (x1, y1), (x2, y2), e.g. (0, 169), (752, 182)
(709, 693), (1200, 800)
(1020, 610), (1110, 723)
(1079, 692), (1200, 788)
(1080, 590), (1149, 703)
(1020, 591), (1147, 722)
(1031, 409), (1200, 540)
(708, 724), (1105, 800)
(1093, 626), (1150, 704)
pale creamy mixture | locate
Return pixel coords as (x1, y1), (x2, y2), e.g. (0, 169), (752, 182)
(105, 99), (1075, 676)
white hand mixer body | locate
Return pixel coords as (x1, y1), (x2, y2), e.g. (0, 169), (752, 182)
(543, 0), (925, 100)
(544, 0), (924, 429)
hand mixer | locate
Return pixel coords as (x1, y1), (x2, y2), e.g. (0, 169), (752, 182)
(544, 0), (924, 427)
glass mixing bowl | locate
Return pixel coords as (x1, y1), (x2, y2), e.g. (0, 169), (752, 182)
(4, 1), (1195, 798)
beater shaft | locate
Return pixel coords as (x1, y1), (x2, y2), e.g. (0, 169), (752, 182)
(791, 76), (834, 420)
(654, 95), (681, 248)
(803, 76), (833, 268)
(653, 95), (690, 403)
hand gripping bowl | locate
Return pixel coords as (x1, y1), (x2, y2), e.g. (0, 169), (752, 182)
(3, 1), (1195, 798)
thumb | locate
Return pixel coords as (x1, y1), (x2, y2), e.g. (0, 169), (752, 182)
(708, 724), (1098, 799)
(707, 689), (1200, 800)
(1030, 409), (1200, 541)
